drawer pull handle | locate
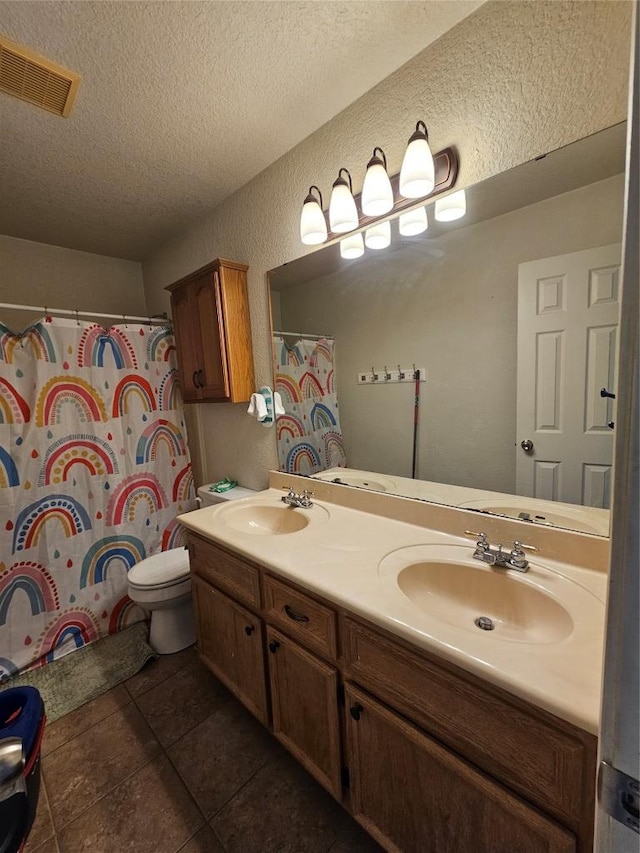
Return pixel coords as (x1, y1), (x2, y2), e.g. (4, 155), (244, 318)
(268, 641), (280, 653)
(198, 369), (204, 388)
(284, 604), (309, 623)
(244, 625), (255, 636)
(350, 703), (363, 721)
(192, 370), (199, 388)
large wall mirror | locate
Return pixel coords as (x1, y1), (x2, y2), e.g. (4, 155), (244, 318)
(268, 123), (626, 538)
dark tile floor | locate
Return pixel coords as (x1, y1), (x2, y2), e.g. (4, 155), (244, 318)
(26, 646), (382, 853)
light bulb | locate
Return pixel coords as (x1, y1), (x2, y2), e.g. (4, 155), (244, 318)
(364, 220), (391, 250)
(434, 189), (466, 222)
(329, 169), (359, 233)
(399, 121), (435, 198)
(299, 186), (327, 245)
(361, 147), (393, 217)
(399, 206), (428, 236)
(340, 232), (365, 259)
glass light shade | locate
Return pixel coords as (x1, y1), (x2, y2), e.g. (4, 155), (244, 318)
(399, 206), (428, 236)
(399, 137), (435, 198)
(364, 220), (391, 250)
(434, 189), (466, 222)
(340, 232), (365, 259)
(329, 181), (359, 233)
(300, 198), (327, 245)
(361, 162), (394, 216)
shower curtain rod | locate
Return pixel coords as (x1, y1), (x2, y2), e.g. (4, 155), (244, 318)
(274, 330), (334, 341)
(0, 302), (169, 324)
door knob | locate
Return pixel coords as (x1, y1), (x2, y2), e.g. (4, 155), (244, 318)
(520, 439), (534, 452)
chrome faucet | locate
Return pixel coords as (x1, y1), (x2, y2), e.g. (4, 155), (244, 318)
(465, 531), (536, 573)
(281, 487), (313, 508)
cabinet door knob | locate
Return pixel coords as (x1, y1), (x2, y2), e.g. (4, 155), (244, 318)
(284, 604), (310, 623)
(268, 641), (280, 654)
(244, 625), (255, 636)
(350, 703), (364, 721)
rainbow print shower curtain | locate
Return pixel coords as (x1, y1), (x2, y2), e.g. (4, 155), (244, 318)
(273, 335), (346, 475)
(0, 317), (196, 678)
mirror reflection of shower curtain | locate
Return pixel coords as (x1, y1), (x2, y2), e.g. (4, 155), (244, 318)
(272, 335), (346, 475)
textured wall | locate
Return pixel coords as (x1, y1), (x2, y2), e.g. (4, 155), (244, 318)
(278, 175), (624, 493)
(142, 0), (632, 491)
(0, 235), (145, 333)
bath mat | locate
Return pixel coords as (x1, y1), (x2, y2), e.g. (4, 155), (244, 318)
(1, 622), (157, 723)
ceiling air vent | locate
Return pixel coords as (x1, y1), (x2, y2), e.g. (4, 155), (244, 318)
(0, 36), (80, 117)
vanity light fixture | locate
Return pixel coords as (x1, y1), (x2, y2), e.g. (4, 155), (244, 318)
(299, 185), (328, 245)
(329, 168), (359, 233)
(365, 220), (391, 250)
(399, 206), (428, 236)
(361, 147), (394, 217)
(340, 232), (365, 259)
(434, 189), (466, 222)
(399, 121), (435, 198)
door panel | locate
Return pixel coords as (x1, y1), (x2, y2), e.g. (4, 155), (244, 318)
(266, 626), (342, 798)
(345, 685), (576, 853)
(192, 575), (268, 724)
(517, 244), (621, 506)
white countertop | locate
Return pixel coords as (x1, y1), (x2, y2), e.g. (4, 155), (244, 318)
(178, 488), (606, 735)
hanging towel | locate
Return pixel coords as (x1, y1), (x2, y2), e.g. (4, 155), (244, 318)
(273, 391), (286, 415)
(247, 393), (268, 421)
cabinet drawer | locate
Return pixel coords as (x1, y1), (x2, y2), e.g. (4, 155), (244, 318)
(188, 534), (260, 609)
(263, 575), (337, 661)
(342, 618), (594, 831)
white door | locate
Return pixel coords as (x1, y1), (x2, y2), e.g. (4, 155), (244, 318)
(516, 243), (621, 507)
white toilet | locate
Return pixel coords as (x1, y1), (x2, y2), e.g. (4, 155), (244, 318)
(127, 482), (256, 654)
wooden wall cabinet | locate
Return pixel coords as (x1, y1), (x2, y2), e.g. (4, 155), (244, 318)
(186, 531), (596, 853)
(167, 258), (254, 403)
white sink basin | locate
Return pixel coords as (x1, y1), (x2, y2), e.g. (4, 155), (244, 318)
(378, 544), (600, 644)
(216, 500), (329, 535)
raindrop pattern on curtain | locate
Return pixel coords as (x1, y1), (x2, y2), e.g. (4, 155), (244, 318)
(0, 318), (196, 678)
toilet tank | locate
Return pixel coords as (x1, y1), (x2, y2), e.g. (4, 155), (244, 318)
(197, 482), (256, 507)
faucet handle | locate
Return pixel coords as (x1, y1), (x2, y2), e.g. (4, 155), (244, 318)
(465, 530), (489, 551)
(513, 540), (538, 553)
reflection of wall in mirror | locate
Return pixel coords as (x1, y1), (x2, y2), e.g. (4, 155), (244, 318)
(277, 174), (624, 497)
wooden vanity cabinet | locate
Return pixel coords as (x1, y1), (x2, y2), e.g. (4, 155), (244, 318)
(186, 531), (596, 853)
(191, 573), (268, 725)
(265, 625), (342, 798)
(345, 684), (576, 853)
(167, 258), (254, 403)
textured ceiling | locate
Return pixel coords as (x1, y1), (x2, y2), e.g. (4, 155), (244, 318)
(0, 0), (484, 261)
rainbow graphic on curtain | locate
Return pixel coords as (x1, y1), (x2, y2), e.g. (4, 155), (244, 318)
(273, 336), (346, 475)
(0, 318), (196, 678)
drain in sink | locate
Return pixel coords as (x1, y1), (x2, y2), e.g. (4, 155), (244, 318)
(475, 616), (495, 631)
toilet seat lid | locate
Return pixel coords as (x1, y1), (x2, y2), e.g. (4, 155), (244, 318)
(128, 548), (190, 587)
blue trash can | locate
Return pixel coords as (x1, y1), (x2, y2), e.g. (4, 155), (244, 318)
(0, 686), (46, 853)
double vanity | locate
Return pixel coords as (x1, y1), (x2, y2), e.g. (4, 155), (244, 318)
(178, 472), (607, 853)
